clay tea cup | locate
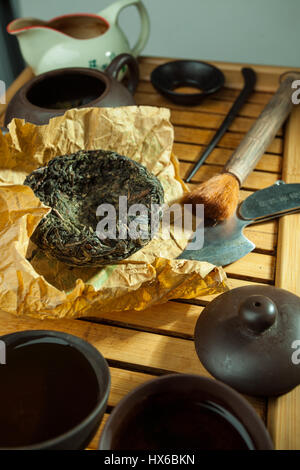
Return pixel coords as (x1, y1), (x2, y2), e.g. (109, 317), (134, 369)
(0, 330), (110, 450)
(98, 374), (273, 450)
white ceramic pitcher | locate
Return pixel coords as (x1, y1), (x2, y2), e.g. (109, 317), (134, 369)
(7, 0), (150, 75)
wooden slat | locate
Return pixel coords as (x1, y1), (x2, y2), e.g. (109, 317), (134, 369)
(210, 87), (274, 105)
(173, 143), (282, 173)
(137, 81), (275, 106)
(136, 90), (283, 135)
(267, 105), (300, 450)
(195, 277), (275, 303)
(224, 252), (276, 283)
(174, 126), (282, 155)
(244, 225), (277, 253)
(171, 109), (267, 135)
(170, 109), (283, 137)
(135, 90), (268, 119)
(87, 300), (202, 338)
(0, 311), (210, 376)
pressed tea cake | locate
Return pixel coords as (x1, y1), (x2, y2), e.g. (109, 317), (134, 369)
(24, 149), (164, 267)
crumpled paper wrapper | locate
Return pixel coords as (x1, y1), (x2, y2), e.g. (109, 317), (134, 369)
(0, 106), (227, 319)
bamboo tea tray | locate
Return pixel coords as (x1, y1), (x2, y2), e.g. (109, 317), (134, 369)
(0, 56), (300, 450)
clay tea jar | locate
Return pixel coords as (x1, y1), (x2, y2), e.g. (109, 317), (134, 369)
(194, 285), (300, 396)
(4, 53), (139, 126)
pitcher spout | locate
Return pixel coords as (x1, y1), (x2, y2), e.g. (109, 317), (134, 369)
(7, 17), (49, 35)
(6, 19), (66, 74)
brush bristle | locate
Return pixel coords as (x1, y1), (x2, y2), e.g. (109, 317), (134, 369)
(181, 173), (240, 220)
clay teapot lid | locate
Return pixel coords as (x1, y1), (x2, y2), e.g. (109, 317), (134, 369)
(194, 285), (300, 397)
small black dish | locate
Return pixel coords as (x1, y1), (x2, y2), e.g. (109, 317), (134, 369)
(150, 60), (225, 105)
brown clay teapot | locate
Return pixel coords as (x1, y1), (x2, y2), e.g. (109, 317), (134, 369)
(4, 53), (139, 126)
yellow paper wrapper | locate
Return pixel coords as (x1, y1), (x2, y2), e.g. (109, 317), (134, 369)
(0, 106), (228, 319)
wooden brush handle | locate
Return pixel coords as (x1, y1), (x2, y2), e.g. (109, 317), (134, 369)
(224, 72), (300, 185)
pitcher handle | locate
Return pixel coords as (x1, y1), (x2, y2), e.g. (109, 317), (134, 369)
(98, 0), (150, 56)
(105, 53), (139, 94)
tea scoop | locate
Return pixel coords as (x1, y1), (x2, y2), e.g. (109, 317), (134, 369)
(194, 285), (300, 396)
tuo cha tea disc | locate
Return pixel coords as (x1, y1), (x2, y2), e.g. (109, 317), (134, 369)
(24, 149), (164, 267)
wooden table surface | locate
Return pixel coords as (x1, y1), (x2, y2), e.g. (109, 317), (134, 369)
(0, 56), (300, 450)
